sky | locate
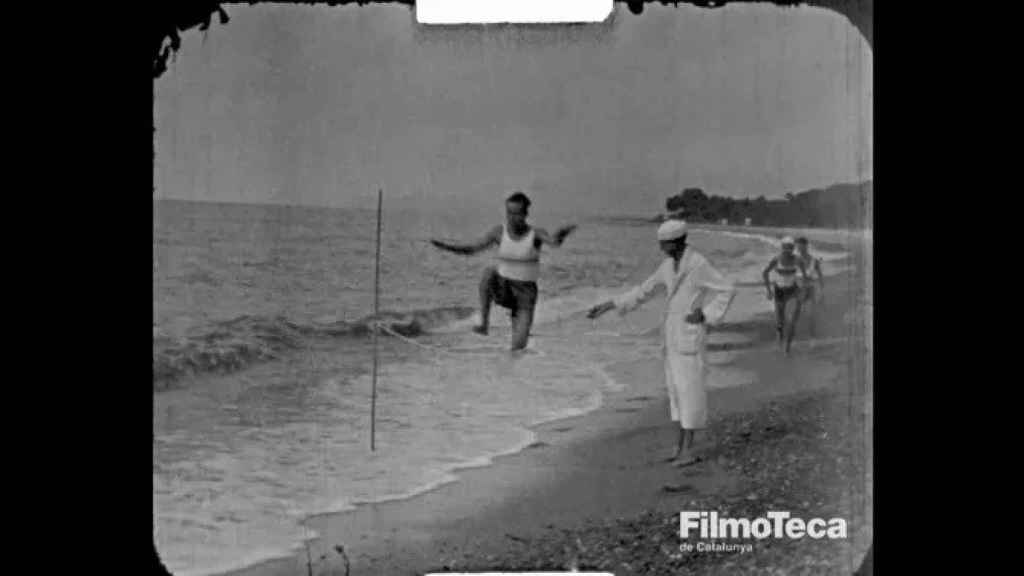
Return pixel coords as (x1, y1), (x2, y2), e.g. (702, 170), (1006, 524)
(154, 2), (872, 216)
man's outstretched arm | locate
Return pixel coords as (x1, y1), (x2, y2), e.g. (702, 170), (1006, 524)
(533, 224), (577, 247)
(430, 225), (502, 256)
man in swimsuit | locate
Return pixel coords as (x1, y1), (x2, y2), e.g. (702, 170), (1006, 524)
(762, 236), (808, 354)
(795, 236), (825, 337)
(430, 191), (576, 351)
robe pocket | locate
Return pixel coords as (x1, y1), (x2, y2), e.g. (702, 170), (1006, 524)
(674, 321), (705, 355)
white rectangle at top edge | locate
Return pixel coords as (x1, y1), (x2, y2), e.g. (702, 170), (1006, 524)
(417, 0), (614, 24)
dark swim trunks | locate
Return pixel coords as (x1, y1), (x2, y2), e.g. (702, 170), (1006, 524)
(773, 284), (800, 303)
(488, 272), (538, 318)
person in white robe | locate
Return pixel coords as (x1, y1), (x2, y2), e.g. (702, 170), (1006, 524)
(587, 219), (736, 466)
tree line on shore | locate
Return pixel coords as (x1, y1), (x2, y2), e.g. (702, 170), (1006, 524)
(660, 181), (871, 229)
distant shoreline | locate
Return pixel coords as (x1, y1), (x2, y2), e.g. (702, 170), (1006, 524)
(154, 195), (873, 231)
(587, 215), (872, 241)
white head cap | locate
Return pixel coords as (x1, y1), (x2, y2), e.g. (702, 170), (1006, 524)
(657, 219), (688, 241)
(781, 236), (795, 246)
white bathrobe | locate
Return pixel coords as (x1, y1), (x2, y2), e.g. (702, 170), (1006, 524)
(613, 249), (736, 429)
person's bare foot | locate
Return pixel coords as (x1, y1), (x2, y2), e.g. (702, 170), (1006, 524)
(472, 325), (488, 335)
(672, 454), (702, 468)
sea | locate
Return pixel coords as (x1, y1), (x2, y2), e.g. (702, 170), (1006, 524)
(153, 198), (854, 576)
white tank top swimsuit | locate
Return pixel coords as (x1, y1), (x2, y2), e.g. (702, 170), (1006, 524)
(497, 225), (541, 282)
(773, 256), (800, 288)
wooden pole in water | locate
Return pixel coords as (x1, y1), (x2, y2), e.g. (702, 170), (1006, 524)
(371, 188), (383, 451)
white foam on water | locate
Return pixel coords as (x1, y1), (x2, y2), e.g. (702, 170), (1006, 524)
(326, 424), (541, 514)
(154, 455), (323, 576)
(154, 321), (620, 576)
(312, 340), (612, 515)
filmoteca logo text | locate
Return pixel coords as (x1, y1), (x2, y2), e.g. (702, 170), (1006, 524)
(680, 511), (848, 540)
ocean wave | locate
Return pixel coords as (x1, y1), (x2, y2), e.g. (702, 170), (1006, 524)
(582, 215), (660, 227)
(713, 229), (855, 261)
(153, 306), (476, 389)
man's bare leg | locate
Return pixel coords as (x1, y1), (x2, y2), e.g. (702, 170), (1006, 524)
(774, 297), (786, 349)
(785, 299), (802, 355)
(475, 267), (496, 335)
(805, 298), (817, 338)
(509, 307), (533, 351)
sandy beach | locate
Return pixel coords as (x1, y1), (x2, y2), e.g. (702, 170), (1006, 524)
(213, 234), (871, 576)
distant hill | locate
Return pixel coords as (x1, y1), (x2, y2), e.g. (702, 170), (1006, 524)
(661, 181), (872, 229)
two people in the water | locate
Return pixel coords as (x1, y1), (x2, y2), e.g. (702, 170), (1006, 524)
(762, 235), (825, 353)
(430, 191), (577, 351)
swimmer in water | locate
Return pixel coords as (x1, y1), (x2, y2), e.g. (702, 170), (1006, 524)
(762, 236), (808, 354)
